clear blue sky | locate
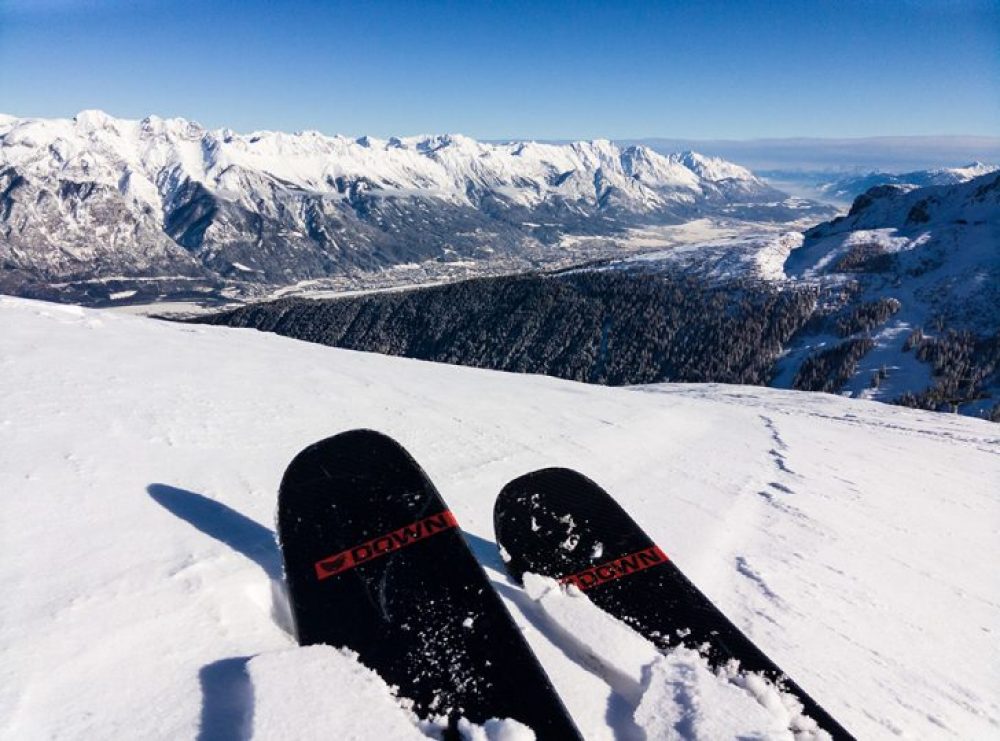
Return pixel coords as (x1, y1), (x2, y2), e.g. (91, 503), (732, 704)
(1, 0), (997, 139)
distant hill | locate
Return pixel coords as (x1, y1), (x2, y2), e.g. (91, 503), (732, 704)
(817, 162), (997, 202)
(629, 136), (1000, 172)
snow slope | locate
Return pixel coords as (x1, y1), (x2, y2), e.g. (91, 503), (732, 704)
(1, 297), (998, 739)
(776, 171), (1000, 410)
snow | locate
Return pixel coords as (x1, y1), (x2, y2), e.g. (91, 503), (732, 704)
(4, 111), (824, 301)
(520, 574), (828, 740)
(672, 150), (756, 183)
(1, 296), (998, 739)
(820, 162), (1000, 201)
(777, 170), (1000, 403)
(247, 646), (425, 739)
(0, 110), (769, 216)
(606, 231), (803, 282)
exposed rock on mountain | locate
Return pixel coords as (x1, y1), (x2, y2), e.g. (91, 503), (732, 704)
(788, 170), (999, 332)
(0, 111), (831, 303)
(780, 171), (1000, 415)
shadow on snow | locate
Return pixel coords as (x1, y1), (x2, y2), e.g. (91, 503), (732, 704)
(148, 484), (292, 741)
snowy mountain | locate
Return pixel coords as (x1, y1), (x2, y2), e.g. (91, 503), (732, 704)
(560, 171), (1000, 415)
(0, 111), (831, 304)
(2, 295), (998, 739)
(788, 170), (999, 325)
(818, 162), (998, 203)
(774, 171), (1000, 414)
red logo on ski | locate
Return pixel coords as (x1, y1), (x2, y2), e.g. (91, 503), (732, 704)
(560, 546), (668, 591)
(314, 510), (459, 580)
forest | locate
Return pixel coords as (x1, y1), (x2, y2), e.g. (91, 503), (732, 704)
(195, 269), (999, 420)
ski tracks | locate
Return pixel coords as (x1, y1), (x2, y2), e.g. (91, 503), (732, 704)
(691, 411), (818, 625)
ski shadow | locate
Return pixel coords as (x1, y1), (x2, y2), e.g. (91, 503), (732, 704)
(147, 484), (295, 740)
(147, 483), (281, 581)
(461, 531), (646, 741)
(459, 528), (508, 575)
(147, 483), (292, 633)
(198, 656), (254, 741)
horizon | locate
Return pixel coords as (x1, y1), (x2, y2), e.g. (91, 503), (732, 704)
(8, 107), (1000, 144)
(1, 0), (997, 141)
(4, 107), (999, 173)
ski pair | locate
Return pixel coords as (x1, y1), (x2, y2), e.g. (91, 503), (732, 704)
(278, 429), (852, 740)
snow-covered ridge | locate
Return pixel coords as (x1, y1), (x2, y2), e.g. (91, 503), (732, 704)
(774, 170), (1000, 410)
(0, 109), (767, 212)
(819, 162), (999, 202)
(808, 169), (1000, 237)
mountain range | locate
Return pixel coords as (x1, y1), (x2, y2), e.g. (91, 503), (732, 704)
(633, 136), (1000, 173)
(3, 111), (996, 418)
(817, 162), (998, 202)
(0, 111), (832, 304)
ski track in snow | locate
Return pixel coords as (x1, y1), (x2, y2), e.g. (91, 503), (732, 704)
(1, 296), (998, 740)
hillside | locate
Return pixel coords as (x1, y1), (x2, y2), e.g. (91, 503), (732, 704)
(780, 171), (1000, 415)
(2, 296), (998, 739)
(198, 172), (1000, 420)
(818, 163), (998, 202)
(195, 270), (820, 388)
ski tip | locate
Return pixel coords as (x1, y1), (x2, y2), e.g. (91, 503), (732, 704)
(498, 466), (601, 494)
(494, 467), (606, 518)
(301, 427), (403, 453)
(284, 428), (414, 469)
(278, 428), (430, 508)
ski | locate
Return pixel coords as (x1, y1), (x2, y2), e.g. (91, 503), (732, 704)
(278, 430), (582, 739)
(494, 467), (853, 740)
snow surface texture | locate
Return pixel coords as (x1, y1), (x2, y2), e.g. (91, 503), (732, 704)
(247, 645), (533, 740)
(2, 297), (998, 739)
(615, 231), (804, 282)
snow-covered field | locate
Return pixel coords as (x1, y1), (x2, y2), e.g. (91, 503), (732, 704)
(611, 231), (805, 282)
(2, 297), (998, 740)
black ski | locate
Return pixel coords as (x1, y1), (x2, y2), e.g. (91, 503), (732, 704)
(494, 467), (853, 740)
(278, 430), (581, 739)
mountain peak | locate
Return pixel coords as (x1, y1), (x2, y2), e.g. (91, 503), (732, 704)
(669, 150), (755, 183)
(74, 109), (118, 130)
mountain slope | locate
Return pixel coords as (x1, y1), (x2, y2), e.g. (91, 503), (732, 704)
(0, 111), (831, 303)
(819, 162), (998, 202)
(196, 269), (821, 388)
(774, 171), (1000, 414)
(2, 296), (997, 739)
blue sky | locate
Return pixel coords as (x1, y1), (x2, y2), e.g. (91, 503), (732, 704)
(1, 0), (997, 139)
